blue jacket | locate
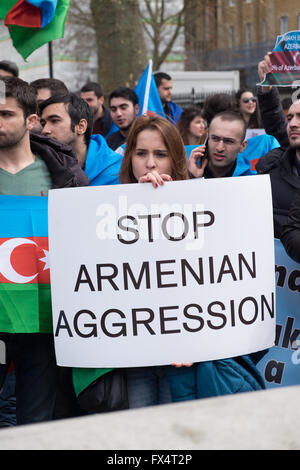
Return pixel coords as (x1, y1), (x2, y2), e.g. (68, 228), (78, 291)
(185, 145), (256, 177)
(167, 101), (183, 124)
(84, 134), (122, 186)
(167, 355), (265, 401)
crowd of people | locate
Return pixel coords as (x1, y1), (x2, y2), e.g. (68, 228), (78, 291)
(0, 52), (299, 427)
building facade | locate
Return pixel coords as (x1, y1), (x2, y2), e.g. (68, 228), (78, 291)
(185, 0), (300, 87)
(0, 0), (186, 92)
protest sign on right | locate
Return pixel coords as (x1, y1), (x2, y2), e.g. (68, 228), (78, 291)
(258, 30), (300, 86)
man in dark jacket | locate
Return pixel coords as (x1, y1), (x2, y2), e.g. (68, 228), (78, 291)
(106, 87), (139, 151)
(0, 76), (88, 425)
(256, 55), (300, 238)
(80, 81), (113, 137)
(281, 187), (300, 263)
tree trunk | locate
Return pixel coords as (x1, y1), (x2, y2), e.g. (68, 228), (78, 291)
(90, 0), (147, 97)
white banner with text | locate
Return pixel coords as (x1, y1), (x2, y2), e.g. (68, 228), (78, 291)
(48, 176), (276, 367)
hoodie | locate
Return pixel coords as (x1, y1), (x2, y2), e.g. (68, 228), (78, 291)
(84, 134), (123, 186)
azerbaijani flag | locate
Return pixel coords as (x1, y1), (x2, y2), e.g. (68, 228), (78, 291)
(135, 60), (166, 118)
(241, 133), (280, 171)
(0, 195), (52, 333)
(0, 0), (70, 60)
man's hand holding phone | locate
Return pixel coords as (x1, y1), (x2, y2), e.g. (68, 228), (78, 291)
(188, 143), (208, 178)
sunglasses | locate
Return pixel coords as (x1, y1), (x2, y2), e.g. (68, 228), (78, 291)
(242, 97), (257, 103)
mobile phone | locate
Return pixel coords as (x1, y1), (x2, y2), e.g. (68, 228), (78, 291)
(203, 135), (209, 159)
(197, 136), (209, 167)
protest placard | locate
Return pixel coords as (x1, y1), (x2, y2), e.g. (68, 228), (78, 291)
(48, 176), (275, 367)
(257, 239), (300, 388)
(258, 30), (300, 86)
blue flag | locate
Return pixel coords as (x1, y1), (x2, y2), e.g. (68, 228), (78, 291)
(135, 60), (165, 118)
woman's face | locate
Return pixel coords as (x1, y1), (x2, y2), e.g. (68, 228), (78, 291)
(131, 128), (173, 181)
(188, 115), (206, 139)
(240, 91), (257, 115)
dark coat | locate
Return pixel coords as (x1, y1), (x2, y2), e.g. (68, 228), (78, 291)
(105, 130), (126, 151)
(30, 132), (89, 188)
(257, 87), (289, 148)
(256, 146), (300, 238)
(281, 187), (300, 263)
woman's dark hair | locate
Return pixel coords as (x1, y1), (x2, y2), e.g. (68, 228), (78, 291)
(120, 115), (189, 183)
(235, 88), (263, 129)
(176, 106), (206, 145)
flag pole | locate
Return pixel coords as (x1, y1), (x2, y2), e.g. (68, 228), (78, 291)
(142, 60), (152, 115)
(48, 41), (53, 78)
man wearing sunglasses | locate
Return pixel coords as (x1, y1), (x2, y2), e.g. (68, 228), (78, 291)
(188, 111), (251, 179)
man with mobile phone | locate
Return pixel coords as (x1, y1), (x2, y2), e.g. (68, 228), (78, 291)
(188, 111), (251, 179)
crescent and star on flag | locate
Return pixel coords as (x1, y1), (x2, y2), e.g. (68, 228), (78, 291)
(0, 238), (49, 283)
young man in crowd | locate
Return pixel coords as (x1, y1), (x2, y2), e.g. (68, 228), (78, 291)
(39, 93), (122, 185)
(29, 78), (69, 133)
(0, 76), (88, 425)
(30, 78), (69, 105)
(80, 81), (113, 137)
(106, 87), (139, 151)
(188, 111), (251, 179)
(154, 72), (183, 124)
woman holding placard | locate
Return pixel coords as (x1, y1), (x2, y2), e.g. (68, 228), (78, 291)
(120, 117), (264, 408)
(73, 115), (266, 414)
(119, 115), (266, 408)
(119, 115), (190, 407)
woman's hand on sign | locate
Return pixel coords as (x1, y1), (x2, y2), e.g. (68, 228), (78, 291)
(138, 171), (173, 188)
(188, 145), (208, 178)
(172, 362), (194, 368)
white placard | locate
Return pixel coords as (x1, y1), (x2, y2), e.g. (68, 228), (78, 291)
(48, 176), (276, 367)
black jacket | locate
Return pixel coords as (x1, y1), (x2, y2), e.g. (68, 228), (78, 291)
(256, 146), (300, 238)
(30, 132), (89, 188)
(106, 130), (126, 151)
(257, 87), (289, 148)
(281, 187), (300, 263)
(92, 107), (113, 137)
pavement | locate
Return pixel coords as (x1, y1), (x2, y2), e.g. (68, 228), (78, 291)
(0, 385), (299, 450)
